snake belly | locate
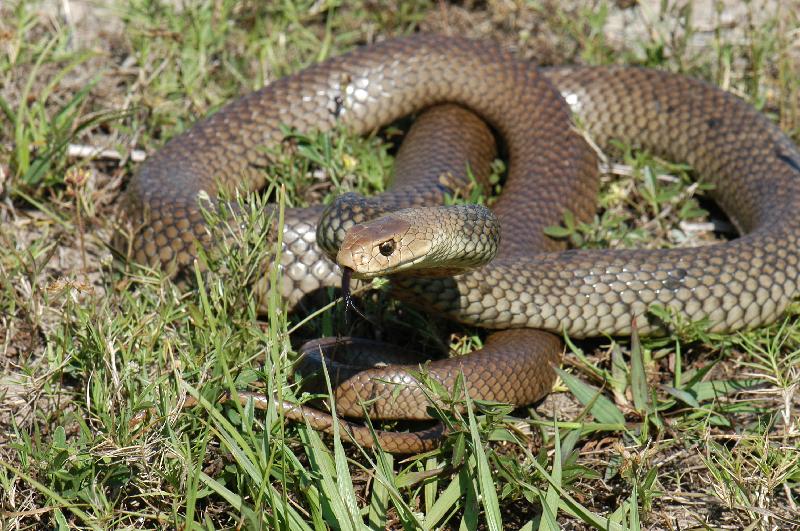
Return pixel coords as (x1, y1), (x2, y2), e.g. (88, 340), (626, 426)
(122, 34), (800, 452)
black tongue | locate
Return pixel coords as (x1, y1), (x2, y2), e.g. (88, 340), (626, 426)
(341, 267), (369, 325)
(341, 267), (353, 309)
(341, 267), (356, 324)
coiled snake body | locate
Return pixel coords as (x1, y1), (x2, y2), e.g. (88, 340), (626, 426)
(123, 34), (800, 453)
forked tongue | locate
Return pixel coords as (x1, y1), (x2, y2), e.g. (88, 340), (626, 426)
(340, 267), (368, 324)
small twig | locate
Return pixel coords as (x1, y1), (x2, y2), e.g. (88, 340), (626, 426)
(67, 143), (147, 163)
(783, 483), (797, 511)
(0, 162), (6, 196)
(599, 161), (679, 183)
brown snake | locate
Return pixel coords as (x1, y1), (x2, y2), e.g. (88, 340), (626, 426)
(122, 34), (800, 453)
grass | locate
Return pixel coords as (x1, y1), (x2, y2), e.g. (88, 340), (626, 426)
(1, 0), (799, 529)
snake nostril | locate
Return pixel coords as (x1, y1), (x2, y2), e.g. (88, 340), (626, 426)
(379, 240), (396, 256)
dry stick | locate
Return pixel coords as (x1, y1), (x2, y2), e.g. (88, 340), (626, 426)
(66, 143), (147, 162)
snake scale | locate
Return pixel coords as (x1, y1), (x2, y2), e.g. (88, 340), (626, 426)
(122, 34), (800, 453)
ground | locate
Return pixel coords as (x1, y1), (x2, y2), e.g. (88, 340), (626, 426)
(1, 0), (799, 529)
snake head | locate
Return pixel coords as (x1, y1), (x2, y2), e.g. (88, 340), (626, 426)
(336, 214), (433, 278)
(336, 205), (500, 279)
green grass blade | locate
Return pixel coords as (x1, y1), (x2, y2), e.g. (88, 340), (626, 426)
(367, 453), (392, 530)
(302, 427), (361, 530)
(464, 384), (503, 531)
(556, 368), (626, 426)
(423, 471), (466, 530)
(527, 457), (623, 531)
(629, 324), (650, 413)
(198, 472), (262, 528)
(539, 422), (562, 530)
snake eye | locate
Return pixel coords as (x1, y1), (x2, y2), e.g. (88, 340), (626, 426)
(378, 240), (395, 257)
